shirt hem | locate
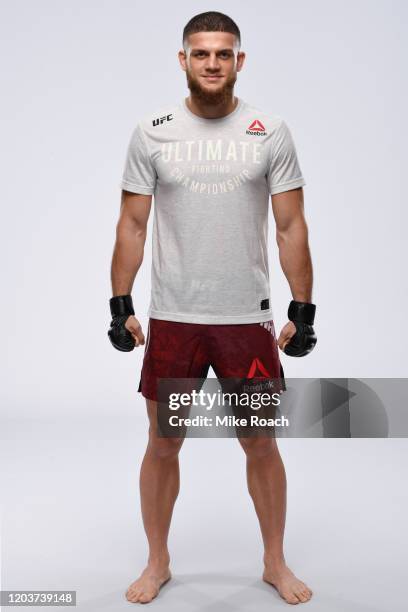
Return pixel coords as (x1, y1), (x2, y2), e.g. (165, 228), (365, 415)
(148, 308), (274, 325)
(269, 177), (306, 195)
(121, 180), (154, 195)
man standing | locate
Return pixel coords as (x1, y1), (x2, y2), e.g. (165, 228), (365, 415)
(109, 11), (316, 605)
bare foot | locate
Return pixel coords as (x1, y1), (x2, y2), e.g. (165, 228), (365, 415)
(263, 562), (313, 605)
(125, 563), (171, 604)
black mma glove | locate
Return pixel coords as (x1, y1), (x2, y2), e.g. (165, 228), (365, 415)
(108, 295), (136, 352)
(284, 300), (317, 357)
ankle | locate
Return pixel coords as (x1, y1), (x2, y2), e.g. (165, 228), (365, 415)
(147, 552), (170, 568)
(263, 552), (286, 569)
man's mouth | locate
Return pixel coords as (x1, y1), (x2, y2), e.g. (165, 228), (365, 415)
(202, 75), (223, 81)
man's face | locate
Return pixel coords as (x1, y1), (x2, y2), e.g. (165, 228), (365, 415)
(179, 31), (245, 105)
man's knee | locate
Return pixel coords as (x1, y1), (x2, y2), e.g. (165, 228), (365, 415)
(148, 433), (184, 459)
(239, 436), (277, 459)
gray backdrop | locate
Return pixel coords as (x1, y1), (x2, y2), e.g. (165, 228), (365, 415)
(1, 1), (407, 610)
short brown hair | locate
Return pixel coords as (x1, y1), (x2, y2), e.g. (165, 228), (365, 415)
(183, 11), (241, 49)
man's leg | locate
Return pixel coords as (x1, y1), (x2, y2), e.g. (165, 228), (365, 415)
(126, 399), (184, 604)
(238, 436), (313, 605)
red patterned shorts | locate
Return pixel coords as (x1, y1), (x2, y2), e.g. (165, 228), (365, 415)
(138, 318), (285, 401)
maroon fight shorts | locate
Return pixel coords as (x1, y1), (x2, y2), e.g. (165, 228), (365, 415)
(138, 318), (285, 402)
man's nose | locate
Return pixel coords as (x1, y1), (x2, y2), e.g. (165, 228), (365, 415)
(205, 54), (220, 71)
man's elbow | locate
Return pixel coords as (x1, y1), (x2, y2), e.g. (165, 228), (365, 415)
(115, 217), (148, 243)
(276, 219), (309, 248)
(276, 229), (286, 248)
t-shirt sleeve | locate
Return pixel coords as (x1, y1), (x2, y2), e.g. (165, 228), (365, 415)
(267, 119), (306, 195)
(121, 124), (156, 195)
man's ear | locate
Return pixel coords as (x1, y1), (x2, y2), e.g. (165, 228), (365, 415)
(237, 51), (246, 72)
(178, 49), (187, 71)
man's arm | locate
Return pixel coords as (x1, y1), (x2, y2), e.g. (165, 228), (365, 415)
(111, 190), (152, 294)
(272, 187), (313, 302)
(110, 189), (152, 346)
(271, 187), (315, 351)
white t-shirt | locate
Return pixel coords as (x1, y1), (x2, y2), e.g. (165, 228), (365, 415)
(121, 97), (306, 324)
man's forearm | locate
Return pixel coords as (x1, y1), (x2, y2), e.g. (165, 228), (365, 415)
(276, 221), (313, 303)
(111, 224), (146, 296)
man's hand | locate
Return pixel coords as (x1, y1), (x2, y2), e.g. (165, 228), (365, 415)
(124, 315), (145, 347)
(278, 301), (317, 357)
(108, 295), (145, 352)
(277, 321), (297, 352)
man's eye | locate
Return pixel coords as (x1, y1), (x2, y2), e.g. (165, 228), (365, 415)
(219, 52), (231, 59)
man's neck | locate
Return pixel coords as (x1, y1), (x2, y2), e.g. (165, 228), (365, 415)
(185, 94), (238, 119)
